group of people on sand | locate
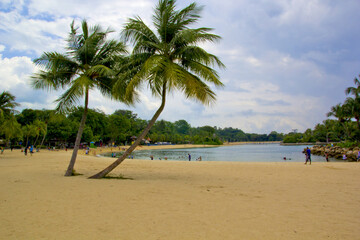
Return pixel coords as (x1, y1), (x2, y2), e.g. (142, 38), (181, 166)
(22, 146), (34, 156)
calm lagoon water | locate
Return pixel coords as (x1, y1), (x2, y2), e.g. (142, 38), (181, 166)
(105, 143), (342, 162)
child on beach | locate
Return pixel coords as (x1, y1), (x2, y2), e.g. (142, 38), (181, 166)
(325, 152), (329, 162)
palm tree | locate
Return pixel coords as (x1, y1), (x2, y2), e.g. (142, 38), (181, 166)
(345, 75), (360, 98)
(32, 120), (47, 147)
(327, 103), (351, 140)
(89, 0), (225, 179)
(0, 91), (19, 119)
(344, 97), (360, 129)
(0, 116), (23, 145)
(22, 124), (38, 147)
(327, 104), (346, 122)
(32, 20), (128, 176)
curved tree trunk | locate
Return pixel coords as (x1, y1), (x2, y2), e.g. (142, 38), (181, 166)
(89, 83), (167, 179)
(65, 90), (89, 176)
(33, 134), (40, 147)
(40, 124), (48, 148)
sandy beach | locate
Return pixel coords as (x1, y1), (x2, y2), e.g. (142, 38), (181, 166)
(1, 148), (359, 240)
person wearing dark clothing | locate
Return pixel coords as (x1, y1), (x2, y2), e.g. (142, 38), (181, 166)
(305, 147), (311, 165)
(188, 153), (191, 161)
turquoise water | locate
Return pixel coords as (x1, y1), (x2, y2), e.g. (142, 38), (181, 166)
(104, 144), (342, 162)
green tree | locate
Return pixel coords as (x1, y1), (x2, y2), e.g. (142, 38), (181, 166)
(106, 114), (131, 144)
(32, 20), (128, 176)
(327, 103), (352, 139)
(32, 120), (47, 147)
(174, 119), (191, 135)
(344, 97), (360, 130)
(345, 75), (360, 98)
(0, 91), (21, 146)
(22, 124), (38, 146)
(0, 91), (19, 119)
(0, 116), (23, 145)
(90, 0), (225, 178)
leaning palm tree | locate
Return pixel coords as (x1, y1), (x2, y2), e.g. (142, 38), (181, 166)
(32, 20), (128, 176)
(0, 91), (19, 119)
(90, 0), (225, 179)
(22, 124), (38, 147)
(32, 120), (47, 147)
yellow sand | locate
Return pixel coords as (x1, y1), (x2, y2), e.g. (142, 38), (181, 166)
(0, 148), (359, 240)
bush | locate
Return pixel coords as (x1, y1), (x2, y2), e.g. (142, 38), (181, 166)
(335, 141), (360, 149)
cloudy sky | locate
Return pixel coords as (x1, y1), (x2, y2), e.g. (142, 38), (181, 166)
(1, 0), (359, 134)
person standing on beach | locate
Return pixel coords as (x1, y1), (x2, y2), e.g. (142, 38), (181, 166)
(30, 145), (34, 156)
(357, 151), (360, 162)
(325, 152), (329, 162)
(188, 153), (191, 161)
(24, 146), (28, 156)
(305, 147), (311, 165)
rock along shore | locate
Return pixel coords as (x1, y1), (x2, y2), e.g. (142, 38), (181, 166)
(310, 145), (359, 161)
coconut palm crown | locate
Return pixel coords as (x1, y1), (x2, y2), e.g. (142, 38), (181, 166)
(0, 91), (19, 119)
(345, 75), (360, 98)
(90, 0), (225, 178)
(32, 20), (128, 176)
(120, 0), (225, 104)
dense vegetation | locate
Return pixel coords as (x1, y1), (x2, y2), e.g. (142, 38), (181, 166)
(0, 106), (283, 148)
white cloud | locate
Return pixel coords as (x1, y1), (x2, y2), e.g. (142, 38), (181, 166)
(0, 0), (359, 134)
(0, 53), (59, 109)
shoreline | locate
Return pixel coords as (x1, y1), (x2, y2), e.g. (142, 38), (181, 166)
(81, 141), (283, 156)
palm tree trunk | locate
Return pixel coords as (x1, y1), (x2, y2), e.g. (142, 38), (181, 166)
(33, 134), (40, 147)
(40, 124), (47, 148)
(65, 90), (89, 176)
(89, 83), (167, 179)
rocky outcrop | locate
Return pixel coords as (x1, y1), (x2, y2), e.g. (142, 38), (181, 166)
(310, 145), (359, 161)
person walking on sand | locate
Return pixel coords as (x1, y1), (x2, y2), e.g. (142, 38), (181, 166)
(305, 147), (311, 165)
(325, 152), (329, 162)
(188, 153), (191, 161)
(357, 151), (360, 162)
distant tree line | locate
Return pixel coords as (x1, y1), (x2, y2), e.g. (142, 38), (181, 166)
(0, 105), (284, 148)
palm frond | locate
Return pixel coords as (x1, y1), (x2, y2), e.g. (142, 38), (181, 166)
(173, 2), (203, 30)
(177, 45), (225, 69)
(178, 71), (217, 105)
(171, 28), (221, 49)
(55, 76), (90, 113)
(122, 17), (159, 47)
(32, 52), (79, 88)
(180, 59), (224, 87)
